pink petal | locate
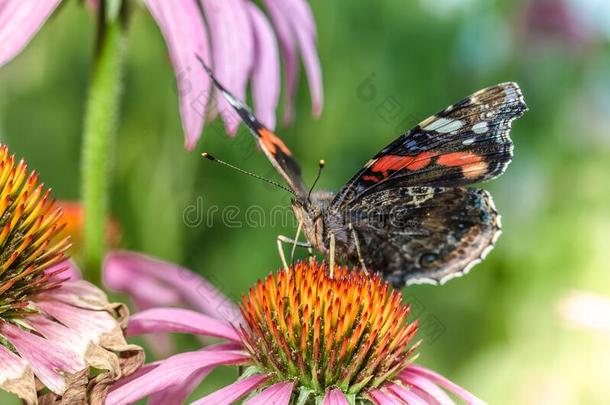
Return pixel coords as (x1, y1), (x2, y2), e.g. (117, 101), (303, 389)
(384, 384), (428, 405)
(244, 381), (294, 405)
(396, 373), (455, 405)
(126, 307), (241, 342)
(145, 0), (211, 150)
(276, 0), (323, 117)
(143, 333), (176, 358)
(0, 344), (36, 404)
(44, 259), (81, 281)
(247, 3), (280, 129)
(109, 361), (162, 391)
(0, 0), (62, 67)
(401, 365), (486, 405)
(191, 373), (269, 405)
(106, 349), (249, 405)
(35, 299), (117, 343)
(149, 367), (213, 405)
(27, 315), (90, 360)
(42, 279), (109, 310)
(0, 321), (85, 394)
(322, 388), (350, 405)
(282, 0), (316, 36)
(200, 0), (254, 135)
(103, 251), (243, 325)
(262, 0), (299, 124)
(367, 388), (403, 405)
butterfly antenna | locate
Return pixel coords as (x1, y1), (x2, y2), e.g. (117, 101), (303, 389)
(202, 153), (296, 196)
(196, 55), (229, 93)
(307, 160), (325, 202)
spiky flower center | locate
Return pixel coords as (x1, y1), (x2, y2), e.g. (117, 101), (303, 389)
(239, 261), (419, 397)
(0, 145), (69, 319)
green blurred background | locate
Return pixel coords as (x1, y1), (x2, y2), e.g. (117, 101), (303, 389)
(1, 0), (609, 403)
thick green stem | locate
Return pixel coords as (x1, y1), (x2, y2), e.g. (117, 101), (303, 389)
(81, 7), (125, 283)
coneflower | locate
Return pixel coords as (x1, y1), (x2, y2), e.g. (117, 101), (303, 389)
(0, 145), (142, 404)
(0, 0), (323, 148)
(105, 253), (485, 404)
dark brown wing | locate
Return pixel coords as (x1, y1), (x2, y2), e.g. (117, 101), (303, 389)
(332, 82), (527, 208)
(347, 186), (500, 286)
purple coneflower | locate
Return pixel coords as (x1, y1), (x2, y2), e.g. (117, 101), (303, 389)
(0, 145), (142, 403)
(0, 0), (322, 149)
(105, 254), (485, 404)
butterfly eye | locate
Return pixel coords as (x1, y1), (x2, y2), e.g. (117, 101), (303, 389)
(419, 253), (438, 268)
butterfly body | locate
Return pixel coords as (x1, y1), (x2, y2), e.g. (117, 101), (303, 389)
(201, 61), (527, 287)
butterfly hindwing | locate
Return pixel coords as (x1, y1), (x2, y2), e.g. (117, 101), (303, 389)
(333, 82), (527, 207)
(347, 185), (501, 286)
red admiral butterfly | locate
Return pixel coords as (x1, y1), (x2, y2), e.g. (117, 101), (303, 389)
(200, 60), (527, 287)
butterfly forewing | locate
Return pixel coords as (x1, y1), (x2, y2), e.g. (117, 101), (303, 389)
(203, 64), (308, 197)
(332, 82), (527, 208)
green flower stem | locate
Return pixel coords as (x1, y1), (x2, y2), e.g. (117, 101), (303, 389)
(81, 5), (126, 283)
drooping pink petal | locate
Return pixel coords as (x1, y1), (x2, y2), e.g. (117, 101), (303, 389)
(367, 388), (403, 405)
(149, 367), (213, 405)
(200, 0), (254, 135)
(126, 307), (241, 342)
(191, 373), (269, 405)
(244, 381), (294, 405)
(42, 279), (109, 310)
(145, 0), (211, 150)
(143, 333), (175, 358)
(108, 361), (162, 391)
(0, 0), (62, 67)
(276, 0), (323, 117)
(262, 0), (299, 124)
(322, 388), (350, 405)
(35, 299), (117, 343)
(0, 321), (85, 394)
(384, 383), (429, 405)
(0, 344), (36, 404)
(247, 3), (280, 129)
(27, 314), (90, 360)
(106, 349), (249, 405)
(401, 366), (486, 405)
(103, 251), (243, 325)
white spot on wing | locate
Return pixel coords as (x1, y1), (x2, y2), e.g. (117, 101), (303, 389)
(472, 122), (488, 134)
(423, 117), (464, 133)
(462, 138), (475, 146)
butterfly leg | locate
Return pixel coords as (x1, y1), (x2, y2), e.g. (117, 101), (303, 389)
(348, 222), (368, 273)
(290, 220), (304, 267)
(329, 232), (336, 278)
(277, 235), (311, 270)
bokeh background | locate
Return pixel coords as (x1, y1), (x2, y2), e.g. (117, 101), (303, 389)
(1, 0), (609, 403)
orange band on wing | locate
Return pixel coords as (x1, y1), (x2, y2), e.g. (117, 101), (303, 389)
(259, 128), (292, 156)
(436, 152), (483, 167)
(370, 151), (437, 174)
(437, 152), (488, 179)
